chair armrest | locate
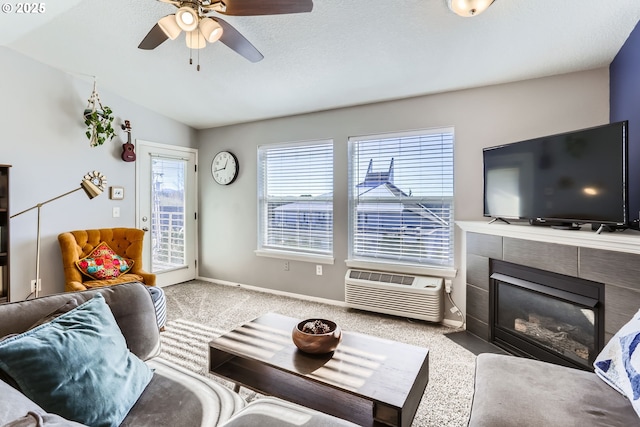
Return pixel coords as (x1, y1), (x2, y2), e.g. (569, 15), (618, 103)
(65, 281), (88, 292)
(137, 271), (156, 287)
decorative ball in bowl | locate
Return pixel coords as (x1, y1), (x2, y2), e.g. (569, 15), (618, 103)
(292, 319), (342, 354)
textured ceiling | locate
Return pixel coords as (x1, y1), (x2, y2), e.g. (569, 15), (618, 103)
(3, 0), (640, 129)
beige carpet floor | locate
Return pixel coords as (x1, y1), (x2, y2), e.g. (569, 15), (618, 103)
(159, 280), (476, 427)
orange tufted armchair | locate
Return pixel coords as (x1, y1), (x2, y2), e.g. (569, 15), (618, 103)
(58, 228), (156, 292)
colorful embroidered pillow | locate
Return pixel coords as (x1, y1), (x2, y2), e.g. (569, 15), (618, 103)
(76, 241), (134, 280)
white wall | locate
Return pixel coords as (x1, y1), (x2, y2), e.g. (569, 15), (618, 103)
(197, 68), (609, 323)
(0, 47), (197, 300)
(0, 44), (610, 323)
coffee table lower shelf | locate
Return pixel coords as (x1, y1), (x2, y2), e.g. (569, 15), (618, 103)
(210, 355), (380, 425)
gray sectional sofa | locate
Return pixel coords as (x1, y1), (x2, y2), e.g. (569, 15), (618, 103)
(468, 353), (640, 426)
(0, 282), (357, 427)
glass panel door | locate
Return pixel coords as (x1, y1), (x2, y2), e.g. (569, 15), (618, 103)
(151, 157), (187, 273)
(137, 141), (197, 286)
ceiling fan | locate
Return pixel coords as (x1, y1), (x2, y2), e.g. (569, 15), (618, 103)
(138, 0), (313, 67)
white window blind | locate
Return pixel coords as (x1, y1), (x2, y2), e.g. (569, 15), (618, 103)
(258, 140), (334, 255)
(348, 128), (454, 267)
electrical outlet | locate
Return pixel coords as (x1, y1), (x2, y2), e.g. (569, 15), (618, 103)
(30, 279), (41, 293)
(316, 265), (323, 275)
(284, 261), (289, 271)
(445, 279), (452, 293)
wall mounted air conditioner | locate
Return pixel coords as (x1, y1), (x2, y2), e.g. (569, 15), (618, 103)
(345, 269), (444, 322)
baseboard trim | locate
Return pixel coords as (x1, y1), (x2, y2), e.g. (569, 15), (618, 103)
(196, 276), (350, 308)
(442, 318), (465, 329)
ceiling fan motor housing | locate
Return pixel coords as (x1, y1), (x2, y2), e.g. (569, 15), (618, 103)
(138, 0), (314, 64)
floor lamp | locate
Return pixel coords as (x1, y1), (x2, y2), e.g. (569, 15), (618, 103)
(10, 171), (107, 298)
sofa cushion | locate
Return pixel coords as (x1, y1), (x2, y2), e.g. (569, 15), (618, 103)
(0, 294), (153, 427)
(76, 241), (134, 280)
(0, 380), (86, 427)
(594, 307), (640, 418)
(120, 358), (246, 427)
(2, 411), (87, 427)
(219, 397), (360, 427)
(468, 353), (640, 427)
(0, 380), (84, 427)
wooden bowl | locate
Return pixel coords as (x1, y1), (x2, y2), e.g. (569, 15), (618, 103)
(292, 319), (342, 354)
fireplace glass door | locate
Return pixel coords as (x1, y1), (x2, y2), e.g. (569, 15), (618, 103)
(490, 261), (604, 370)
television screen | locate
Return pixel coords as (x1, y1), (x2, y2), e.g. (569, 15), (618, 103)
(483, 121), (628, 227)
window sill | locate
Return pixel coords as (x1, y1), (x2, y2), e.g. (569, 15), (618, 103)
(345, 259), (457, 278)
(255, 249), (335, 265)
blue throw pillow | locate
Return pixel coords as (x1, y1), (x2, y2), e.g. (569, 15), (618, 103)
(594, 307), (640, 419)
(0, 294), (153, 427)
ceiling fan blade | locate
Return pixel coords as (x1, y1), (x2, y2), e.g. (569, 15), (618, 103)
(215, 18), (264, 63)
(218, 0), (313, 16)
(138, 23), (169, 50)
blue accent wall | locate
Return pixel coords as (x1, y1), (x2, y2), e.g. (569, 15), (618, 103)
(611, 21), (640, 224)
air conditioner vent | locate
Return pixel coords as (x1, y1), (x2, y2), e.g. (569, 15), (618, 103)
(348, 269), (415, 286)
(345, 269), (444, 322)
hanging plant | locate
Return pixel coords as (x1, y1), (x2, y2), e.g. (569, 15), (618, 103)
(84, 80), (116, 147)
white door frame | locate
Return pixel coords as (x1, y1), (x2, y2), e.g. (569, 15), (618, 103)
(135, 140), (198, 287)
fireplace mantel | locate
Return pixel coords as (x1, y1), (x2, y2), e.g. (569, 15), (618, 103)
(457, 221), (640, 255)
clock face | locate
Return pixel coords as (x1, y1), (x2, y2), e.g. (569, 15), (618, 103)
(211, 151), (239, 185)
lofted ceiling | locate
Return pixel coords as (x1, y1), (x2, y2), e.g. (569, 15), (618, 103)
(2, 0), (640, 130)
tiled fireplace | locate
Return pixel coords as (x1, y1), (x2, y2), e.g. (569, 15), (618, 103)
(490, 259), (604, 369)
(458, 221), (640, 370)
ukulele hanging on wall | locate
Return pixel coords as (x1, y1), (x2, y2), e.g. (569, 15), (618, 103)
(121, 120), (136, 162)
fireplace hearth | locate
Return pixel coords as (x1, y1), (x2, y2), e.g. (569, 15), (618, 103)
(489, 260), (604, 370)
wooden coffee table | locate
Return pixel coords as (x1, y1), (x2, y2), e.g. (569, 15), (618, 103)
(209, 312), (429, 427)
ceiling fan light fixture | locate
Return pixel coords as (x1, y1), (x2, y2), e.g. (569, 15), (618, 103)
(186, 29), (206, 49)
(199, 18), (224, 43)
(447, 0), (494, 17)
(176, 6), (199, 31)
(158, 14), (182, 40)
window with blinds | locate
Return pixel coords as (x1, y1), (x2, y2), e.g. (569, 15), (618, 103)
(258, 140), (334, 255)
(348, 128), (454, 267)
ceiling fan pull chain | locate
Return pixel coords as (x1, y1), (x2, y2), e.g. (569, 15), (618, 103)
(197, 48), (201, 71)
(188, 30), (193, 65)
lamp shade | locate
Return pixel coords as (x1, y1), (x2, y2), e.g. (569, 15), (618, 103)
(199, 18), (223, 43)
(158, 14), (182, 40)
(447, 0), (494, 17)
(186, 29), (206, 49)
(81, 180), (102, 199)
(175, 6), (199, 32)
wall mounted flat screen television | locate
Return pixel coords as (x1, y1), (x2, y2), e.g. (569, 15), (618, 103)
(483, 121), (628, 228)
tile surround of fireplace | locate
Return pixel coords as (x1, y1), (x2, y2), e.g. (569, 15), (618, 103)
(458, 221), (640, 369)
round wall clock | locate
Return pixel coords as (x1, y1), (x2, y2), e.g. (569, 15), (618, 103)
(211, 151), (239, 185)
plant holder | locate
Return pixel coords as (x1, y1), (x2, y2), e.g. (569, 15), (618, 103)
(84, 80), (115, 147)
